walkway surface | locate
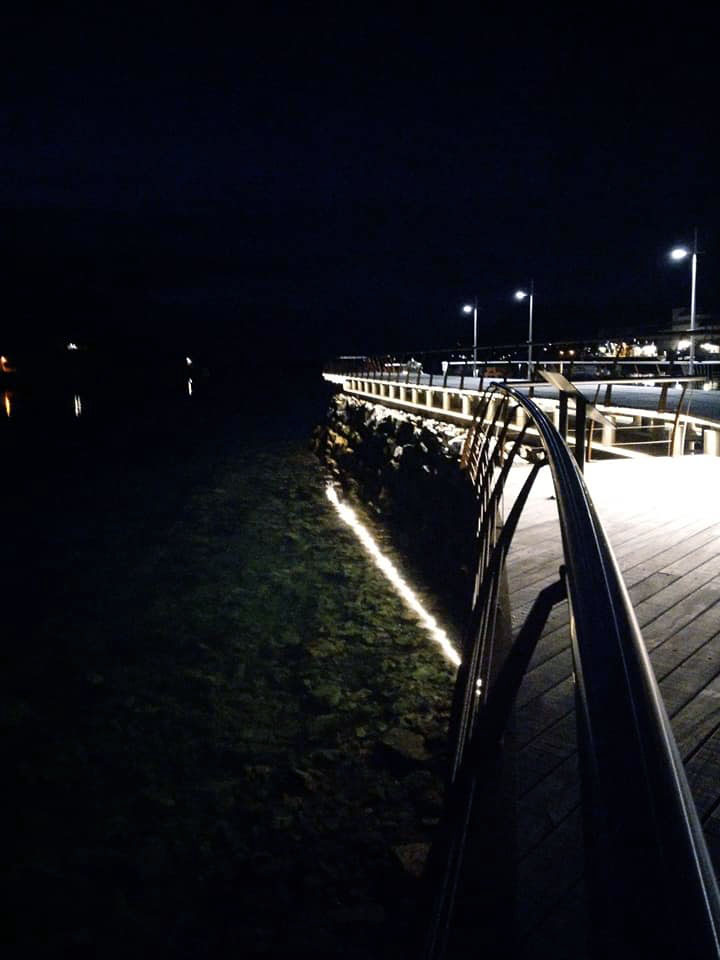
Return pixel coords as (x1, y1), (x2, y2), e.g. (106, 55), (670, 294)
(502, 455), (720, 958)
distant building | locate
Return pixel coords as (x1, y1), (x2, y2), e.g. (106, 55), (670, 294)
(671, 307), (718, 333)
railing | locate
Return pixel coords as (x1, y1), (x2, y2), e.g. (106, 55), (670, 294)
(418, 382), (720, 958)
(327, 352), (720, 458)
(330, 338), (720, 386)
(323, 359), (720, 956)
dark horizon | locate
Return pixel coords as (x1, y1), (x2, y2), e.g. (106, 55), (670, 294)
(2, 9), (718, 361)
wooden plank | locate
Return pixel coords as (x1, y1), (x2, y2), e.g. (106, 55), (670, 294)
(516, 752), (581, 857)
(660, 528), (720, 576)
(515, 715), (578, 797)
(515, 677), (575, 750)
(518, 649), (573, 709)
(615, 512), (716, 553)
(510, 572), (568, 625)
(658, 631), (720, 717)
(508, 508), (668, 585)
(622, 522), (720, 585)
(673, 687), (720, 759)
(522, 572), (720, 670)
(703, 819), (720, 879)
(610, 514), (713, 566)
(526, 608), (571, 670)
(506, 506), (681, 585)
(651, 609), (720, 683)
(518, 609), (720, 771)
(685, 724), (720, 820)
(641, 579), (720, 650)
(511, 529), (720, 627)
(516, 879), (589, 960)
(625, 570), (678, 605)
(519, 572), (702, 686)
(511, 516), (564, 545)
(514, 808), (585, 939)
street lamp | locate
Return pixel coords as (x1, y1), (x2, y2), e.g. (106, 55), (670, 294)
(669, 228), (698, 374)
(514, 279), (534, 379)
(462, 299), (478, 376)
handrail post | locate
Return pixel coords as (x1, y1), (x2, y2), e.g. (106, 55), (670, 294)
(558, 391), (569, 441)
(459, 363), (465, 391)
(574, 395), (587, 472)
(670, 382), (690, 456)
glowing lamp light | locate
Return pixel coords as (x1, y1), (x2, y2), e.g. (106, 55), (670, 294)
(186, 356), (192, 366)
(325, 483), (461, 668)
(677, 339), (691, 350)
(515, 290), (528, 301)
(67, 342), (78, 350)
(462, 304), (473, 314)
(670, 247), (690, 261)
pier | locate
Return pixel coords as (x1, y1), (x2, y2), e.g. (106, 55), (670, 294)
(323, 353), (720, 956)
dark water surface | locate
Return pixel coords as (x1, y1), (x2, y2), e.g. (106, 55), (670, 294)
(4, 366), (455, 957)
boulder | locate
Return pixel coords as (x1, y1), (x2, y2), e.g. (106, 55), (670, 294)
(375, 727), (429, 772)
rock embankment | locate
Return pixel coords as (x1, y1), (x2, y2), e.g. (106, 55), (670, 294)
(311, 393), (478, 624)
(7, 437), (456, 958)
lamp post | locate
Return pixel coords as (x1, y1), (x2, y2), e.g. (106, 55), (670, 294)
(462, 299), (478, 376)
(515, 279), (534, 379)
(669, 229), (698, 374)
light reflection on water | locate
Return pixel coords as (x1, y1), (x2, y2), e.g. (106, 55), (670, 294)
(0, 375), (196, 426)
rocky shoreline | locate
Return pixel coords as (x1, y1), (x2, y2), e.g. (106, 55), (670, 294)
(7, 412), (461, 958)
(311, 393), (478, 628)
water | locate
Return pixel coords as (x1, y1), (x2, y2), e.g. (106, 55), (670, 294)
(3, 353), (454, 957)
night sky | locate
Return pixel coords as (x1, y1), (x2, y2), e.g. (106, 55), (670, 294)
(2, 8), (718, 362)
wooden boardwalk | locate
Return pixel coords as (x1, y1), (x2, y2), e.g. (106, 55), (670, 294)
(502, 455), (720, 958)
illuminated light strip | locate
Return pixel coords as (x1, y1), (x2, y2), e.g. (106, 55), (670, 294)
(325, 483), (461, 668)
(347, 386), (475, 422)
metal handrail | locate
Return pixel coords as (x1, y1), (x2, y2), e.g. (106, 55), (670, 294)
(326, 348), (720, 385)
(520, 385), (720, 957)
(422, 382), (720, 957)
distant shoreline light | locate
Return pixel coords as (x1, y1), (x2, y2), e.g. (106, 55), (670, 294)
(324, 483), (461, 668)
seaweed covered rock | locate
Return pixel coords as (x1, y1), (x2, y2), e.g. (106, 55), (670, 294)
(312, 394), (478, 623)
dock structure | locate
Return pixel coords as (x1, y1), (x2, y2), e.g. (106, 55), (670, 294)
(506, 456), (720, 957)
(324, 360), (720, 955)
